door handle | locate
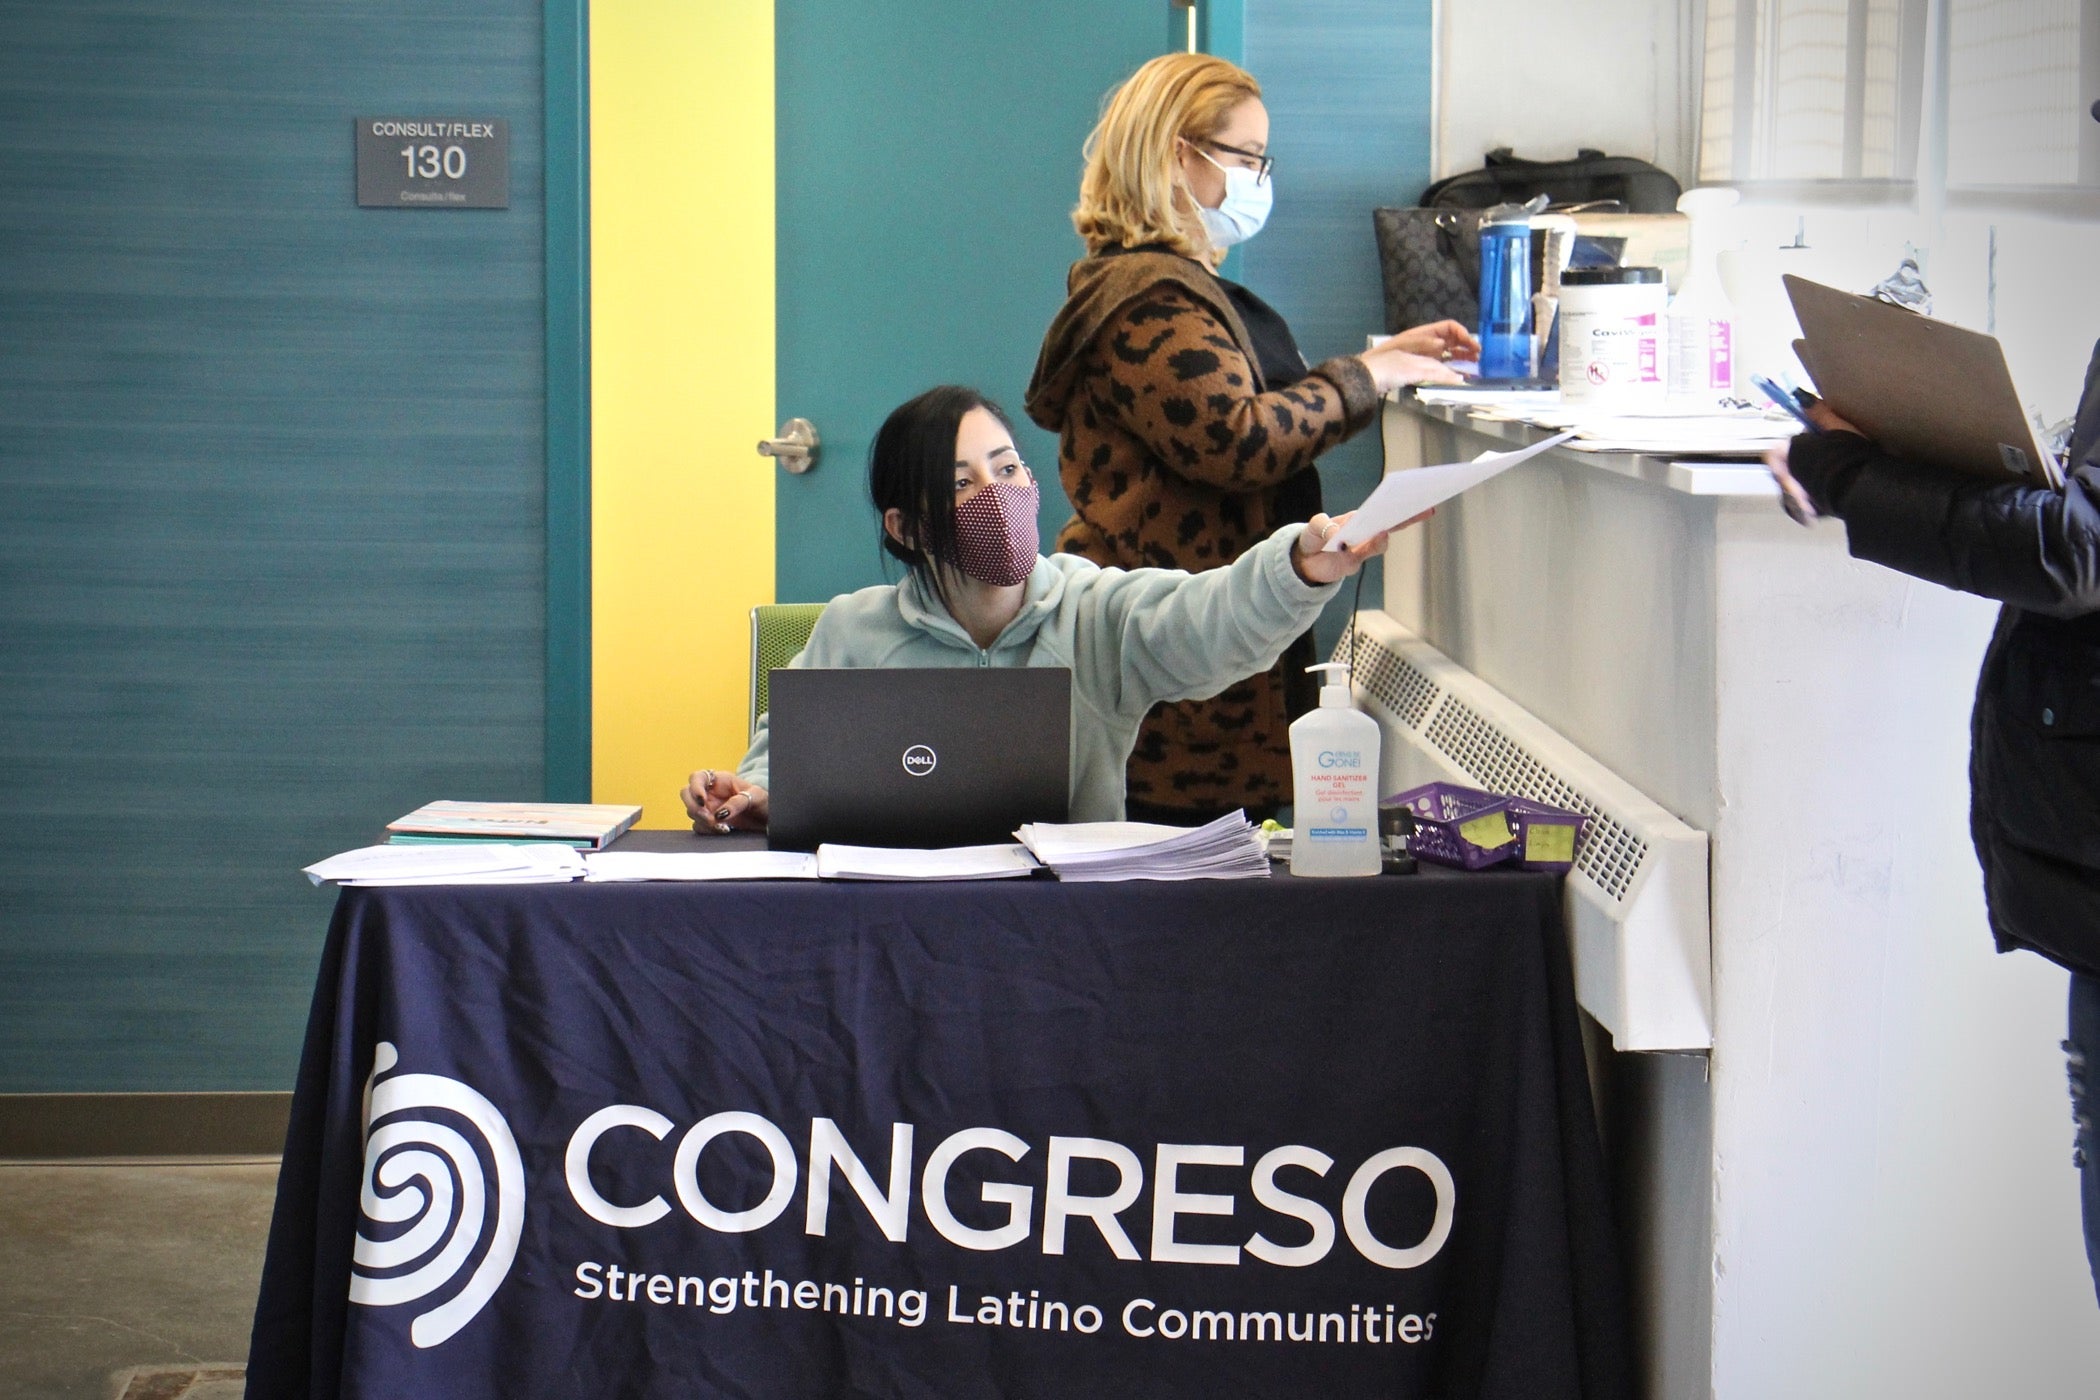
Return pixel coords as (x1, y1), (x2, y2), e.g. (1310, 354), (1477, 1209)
(757, 418), (819, 474)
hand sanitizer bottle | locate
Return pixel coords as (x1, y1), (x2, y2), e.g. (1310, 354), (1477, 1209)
(1290, 663), (1382, 877)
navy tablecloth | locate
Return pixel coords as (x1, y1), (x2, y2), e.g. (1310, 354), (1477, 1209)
(247, 856), (1628, 1399)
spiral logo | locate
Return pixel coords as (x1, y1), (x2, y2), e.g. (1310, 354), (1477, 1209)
(347, 1042), (525, 1348)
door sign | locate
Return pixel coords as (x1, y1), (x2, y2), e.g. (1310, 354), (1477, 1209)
(356, 118), (509, 209)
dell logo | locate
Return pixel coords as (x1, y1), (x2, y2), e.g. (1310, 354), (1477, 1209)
(901, 744), (937, 777)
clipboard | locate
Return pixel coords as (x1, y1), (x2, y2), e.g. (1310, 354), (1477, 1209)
(1784, 274), (2060, 488)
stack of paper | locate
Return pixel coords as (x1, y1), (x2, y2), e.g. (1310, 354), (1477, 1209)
(583, 851), (819, 882)
(303, 843), (586, 887)
(1411, 385), (1798, 458)
(1016, 811), (1269, 882)
(812, 844), (1040, 881)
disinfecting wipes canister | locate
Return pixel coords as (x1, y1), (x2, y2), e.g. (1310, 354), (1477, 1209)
(1557, 266), (1667, 408)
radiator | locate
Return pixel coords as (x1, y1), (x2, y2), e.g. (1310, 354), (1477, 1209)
(1337, 612), (1713, 1053)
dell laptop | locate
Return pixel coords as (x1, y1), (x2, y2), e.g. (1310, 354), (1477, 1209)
(765, 667), (1071, 851)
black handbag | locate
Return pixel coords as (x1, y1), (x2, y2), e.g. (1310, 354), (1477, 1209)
(1371, 207), (1479, 335)
(1375, 147), (1680, 333)
(1420, 147), (1682, 215)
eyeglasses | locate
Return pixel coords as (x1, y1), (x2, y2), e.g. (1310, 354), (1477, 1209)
(1202, 139), (1272, 184)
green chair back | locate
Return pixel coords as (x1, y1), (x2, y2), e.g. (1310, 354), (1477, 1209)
(749, 602), (828, 739)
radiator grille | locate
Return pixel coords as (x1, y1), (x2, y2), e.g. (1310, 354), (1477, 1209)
(1350, 634), (1439, 729)
(1343, 629), (1649, 903)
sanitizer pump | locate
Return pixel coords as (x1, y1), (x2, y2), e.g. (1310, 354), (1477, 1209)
(1289, 663), (1382, 877)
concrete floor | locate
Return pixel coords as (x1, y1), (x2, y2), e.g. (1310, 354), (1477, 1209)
(0, 1160), (278, 1400)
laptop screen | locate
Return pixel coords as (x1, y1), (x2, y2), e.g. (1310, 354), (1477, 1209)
(765, 667), (1071, 851)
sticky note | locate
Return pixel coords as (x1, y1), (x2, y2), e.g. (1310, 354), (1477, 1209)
(1524, 822), (1576, 864)
(1458, 811), (1515, 850)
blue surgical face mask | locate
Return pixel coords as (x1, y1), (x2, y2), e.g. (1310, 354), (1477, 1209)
(1192, 145), (1272, 249)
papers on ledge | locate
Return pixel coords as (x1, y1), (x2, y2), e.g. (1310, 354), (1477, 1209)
(1324, 431), (1577, 551)
(1554, 413), (1792, 455)
(1410, 387), (1800, 458)
(1017, 810), (1269, 881)
(303, 843), (586, 887)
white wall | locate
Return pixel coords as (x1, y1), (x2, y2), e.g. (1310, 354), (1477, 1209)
(1434, 0), (1699, 185)
(1722, 201), (2100, 433)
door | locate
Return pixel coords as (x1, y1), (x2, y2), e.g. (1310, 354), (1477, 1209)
(773, 2), (1183, 602)
(588, 3), (1220, 823)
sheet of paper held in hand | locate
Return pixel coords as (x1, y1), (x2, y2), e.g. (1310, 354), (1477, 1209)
(1322, 430), (1577, 552)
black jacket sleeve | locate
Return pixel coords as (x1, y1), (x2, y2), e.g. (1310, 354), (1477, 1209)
(1788, 431), (2100, 619)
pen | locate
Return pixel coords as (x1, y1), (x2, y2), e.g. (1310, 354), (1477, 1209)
(1752, 374), (1822, 435)
(1750, 373), (1822, 525)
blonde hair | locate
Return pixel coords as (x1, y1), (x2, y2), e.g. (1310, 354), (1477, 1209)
(1072, 53), (1261, 263)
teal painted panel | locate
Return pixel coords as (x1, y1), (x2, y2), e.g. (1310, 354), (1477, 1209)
(0, 2), (547, 1090)
(544, 0), (591, 803)
(1203, 0), (1245, 64)
(1241, 0), (1434, 650)
(775, 1), (1167, 604)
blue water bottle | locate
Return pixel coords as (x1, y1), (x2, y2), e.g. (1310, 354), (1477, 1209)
(1477, 209), (1533, 382)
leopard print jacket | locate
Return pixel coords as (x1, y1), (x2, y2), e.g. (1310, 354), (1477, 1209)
(1025, 252), (1381, 816)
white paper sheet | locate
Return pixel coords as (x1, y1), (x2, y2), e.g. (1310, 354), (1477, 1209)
(342, 869), (582, 887)
(304, 842), (586, 886)
(583, 851), (819, 882)
(813, 843), (1040, 881)
(1323, 430), (1577, 551)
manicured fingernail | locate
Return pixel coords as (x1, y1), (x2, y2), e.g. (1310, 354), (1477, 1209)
(715, 807), (733, 823)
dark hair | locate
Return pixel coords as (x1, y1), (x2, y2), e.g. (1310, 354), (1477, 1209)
(868, 385), (1017, 590)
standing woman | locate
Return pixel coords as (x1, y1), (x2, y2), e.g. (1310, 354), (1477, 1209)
(1025, 52), (1474, 825)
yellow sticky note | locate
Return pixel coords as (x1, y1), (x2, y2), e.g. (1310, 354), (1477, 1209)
(1458, 811), (1515, 850)
(1524, 822), (1577, 864)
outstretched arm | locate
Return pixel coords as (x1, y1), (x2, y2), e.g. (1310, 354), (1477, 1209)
(1077, 513), (1393, 717)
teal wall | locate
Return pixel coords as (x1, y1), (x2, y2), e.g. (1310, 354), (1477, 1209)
(1239, 0), (1435, 647)
(0, 2), (552, 1091)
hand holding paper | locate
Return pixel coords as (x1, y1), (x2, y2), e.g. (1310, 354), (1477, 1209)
(1323, 430), (1577, 551)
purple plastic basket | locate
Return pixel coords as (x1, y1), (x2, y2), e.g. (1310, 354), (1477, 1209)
(1383, 782), (1520, 870)
(1504, 797), (1593, 872)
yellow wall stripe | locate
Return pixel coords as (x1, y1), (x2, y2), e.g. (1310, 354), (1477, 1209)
(590, 2), (776, 826)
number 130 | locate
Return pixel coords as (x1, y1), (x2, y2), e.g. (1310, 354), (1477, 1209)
(400, 144), (467, 180)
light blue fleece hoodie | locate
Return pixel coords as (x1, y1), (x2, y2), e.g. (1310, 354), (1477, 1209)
(738, 523), (1337, 821)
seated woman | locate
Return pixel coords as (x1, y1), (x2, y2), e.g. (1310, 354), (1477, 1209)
(682, 384), (1398, 833)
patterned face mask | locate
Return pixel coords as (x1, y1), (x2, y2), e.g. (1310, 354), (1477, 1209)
(949, 479), (1040, 587)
